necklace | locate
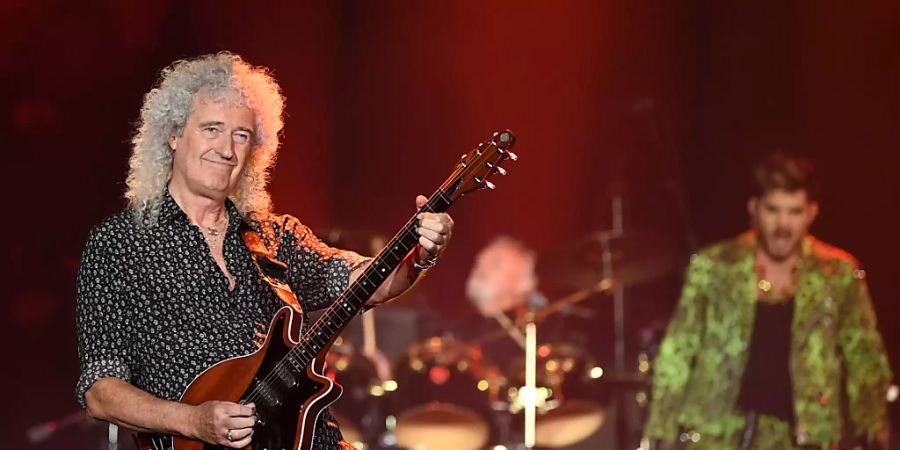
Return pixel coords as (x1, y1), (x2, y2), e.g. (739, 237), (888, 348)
(202, 228), (223, 250)
(755, 257), (801, 303)
(201, 214), (228, 250)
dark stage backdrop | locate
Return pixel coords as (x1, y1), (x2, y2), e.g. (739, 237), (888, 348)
(3, 1), (898, 449)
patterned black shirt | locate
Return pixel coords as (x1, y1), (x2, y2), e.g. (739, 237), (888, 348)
(75, 190), (368, 449)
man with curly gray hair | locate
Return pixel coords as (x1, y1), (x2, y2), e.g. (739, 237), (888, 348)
(75, 52), (454, 450)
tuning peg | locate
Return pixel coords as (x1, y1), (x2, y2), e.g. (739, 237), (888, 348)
(507, 151), (518, 161)
(485, 181), (496, 190)
(496, 166), (507, 176)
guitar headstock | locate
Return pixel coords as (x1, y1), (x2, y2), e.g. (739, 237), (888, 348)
(441, 130), (517, 201)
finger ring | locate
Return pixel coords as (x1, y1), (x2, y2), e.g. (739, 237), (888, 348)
(226, 429), (233, 441)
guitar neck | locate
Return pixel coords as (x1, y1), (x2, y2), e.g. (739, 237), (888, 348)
(285, 188), (454, 368)
(272, 128), (516, 375)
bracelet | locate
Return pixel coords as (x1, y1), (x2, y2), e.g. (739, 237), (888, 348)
(413, 254), (439, 271)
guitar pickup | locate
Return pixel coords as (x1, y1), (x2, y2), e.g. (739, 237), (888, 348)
(252, 379), (283, 408)
(275, 367), (298, 388)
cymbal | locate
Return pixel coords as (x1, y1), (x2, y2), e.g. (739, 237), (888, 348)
(536, 230), (677, 291)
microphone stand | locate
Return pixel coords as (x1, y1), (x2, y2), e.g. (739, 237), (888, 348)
(605, 181), (631, 450)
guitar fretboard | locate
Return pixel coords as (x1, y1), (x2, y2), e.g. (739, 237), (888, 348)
(279, 189), (453, 373)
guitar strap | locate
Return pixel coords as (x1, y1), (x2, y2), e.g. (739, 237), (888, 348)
(240, 222), (304, 314)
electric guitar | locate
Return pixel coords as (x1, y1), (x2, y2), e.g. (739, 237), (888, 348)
(145, 130), (517, 450)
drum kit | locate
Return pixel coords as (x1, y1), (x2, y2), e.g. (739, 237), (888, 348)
(322, 228), (678, 450)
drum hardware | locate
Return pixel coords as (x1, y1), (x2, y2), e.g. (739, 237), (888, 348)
(385, 336), (497, 450)
(461, 279), (617, 449)
(468, 278), (615, 349)
(535, 230), (677, 294)
(504, 341), (611, 449)
(325, 337), (383, 448)
(535, 229), (677, 449)
(523, 318), (537, 449)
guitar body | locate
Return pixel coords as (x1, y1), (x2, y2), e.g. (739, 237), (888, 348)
(171, 307), (342, 450)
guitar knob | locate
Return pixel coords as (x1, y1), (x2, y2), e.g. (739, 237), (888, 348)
(507, 151), (518, 161)
(496, 166), (507, 176)
(485, 181), (496, 190)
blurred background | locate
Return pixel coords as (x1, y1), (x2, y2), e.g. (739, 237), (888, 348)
(3, 1), (899, 449)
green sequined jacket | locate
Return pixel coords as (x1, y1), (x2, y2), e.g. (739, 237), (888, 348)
(645, 231), (892, 448)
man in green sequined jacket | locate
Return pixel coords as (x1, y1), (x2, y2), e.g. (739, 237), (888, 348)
(644, 154), (892, 450)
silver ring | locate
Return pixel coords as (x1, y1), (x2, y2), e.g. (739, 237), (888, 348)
(226, 429), (233, 441)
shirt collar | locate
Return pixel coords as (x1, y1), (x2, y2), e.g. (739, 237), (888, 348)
(158, 189), (186, 225)
(159, 188), (245, 233)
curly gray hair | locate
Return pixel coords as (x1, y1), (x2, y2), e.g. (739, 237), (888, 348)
(125, 51), (285, 226)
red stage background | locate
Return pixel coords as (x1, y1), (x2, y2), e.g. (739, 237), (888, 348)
(3, 1), (899, 449)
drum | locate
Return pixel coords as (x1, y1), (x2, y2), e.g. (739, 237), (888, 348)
(325, 338), (381, 448)
(505, 342), (609, 448)
(386, 337), (497, 450)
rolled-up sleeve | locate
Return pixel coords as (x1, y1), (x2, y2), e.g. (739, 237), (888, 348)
(75, 223), (134, 408)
